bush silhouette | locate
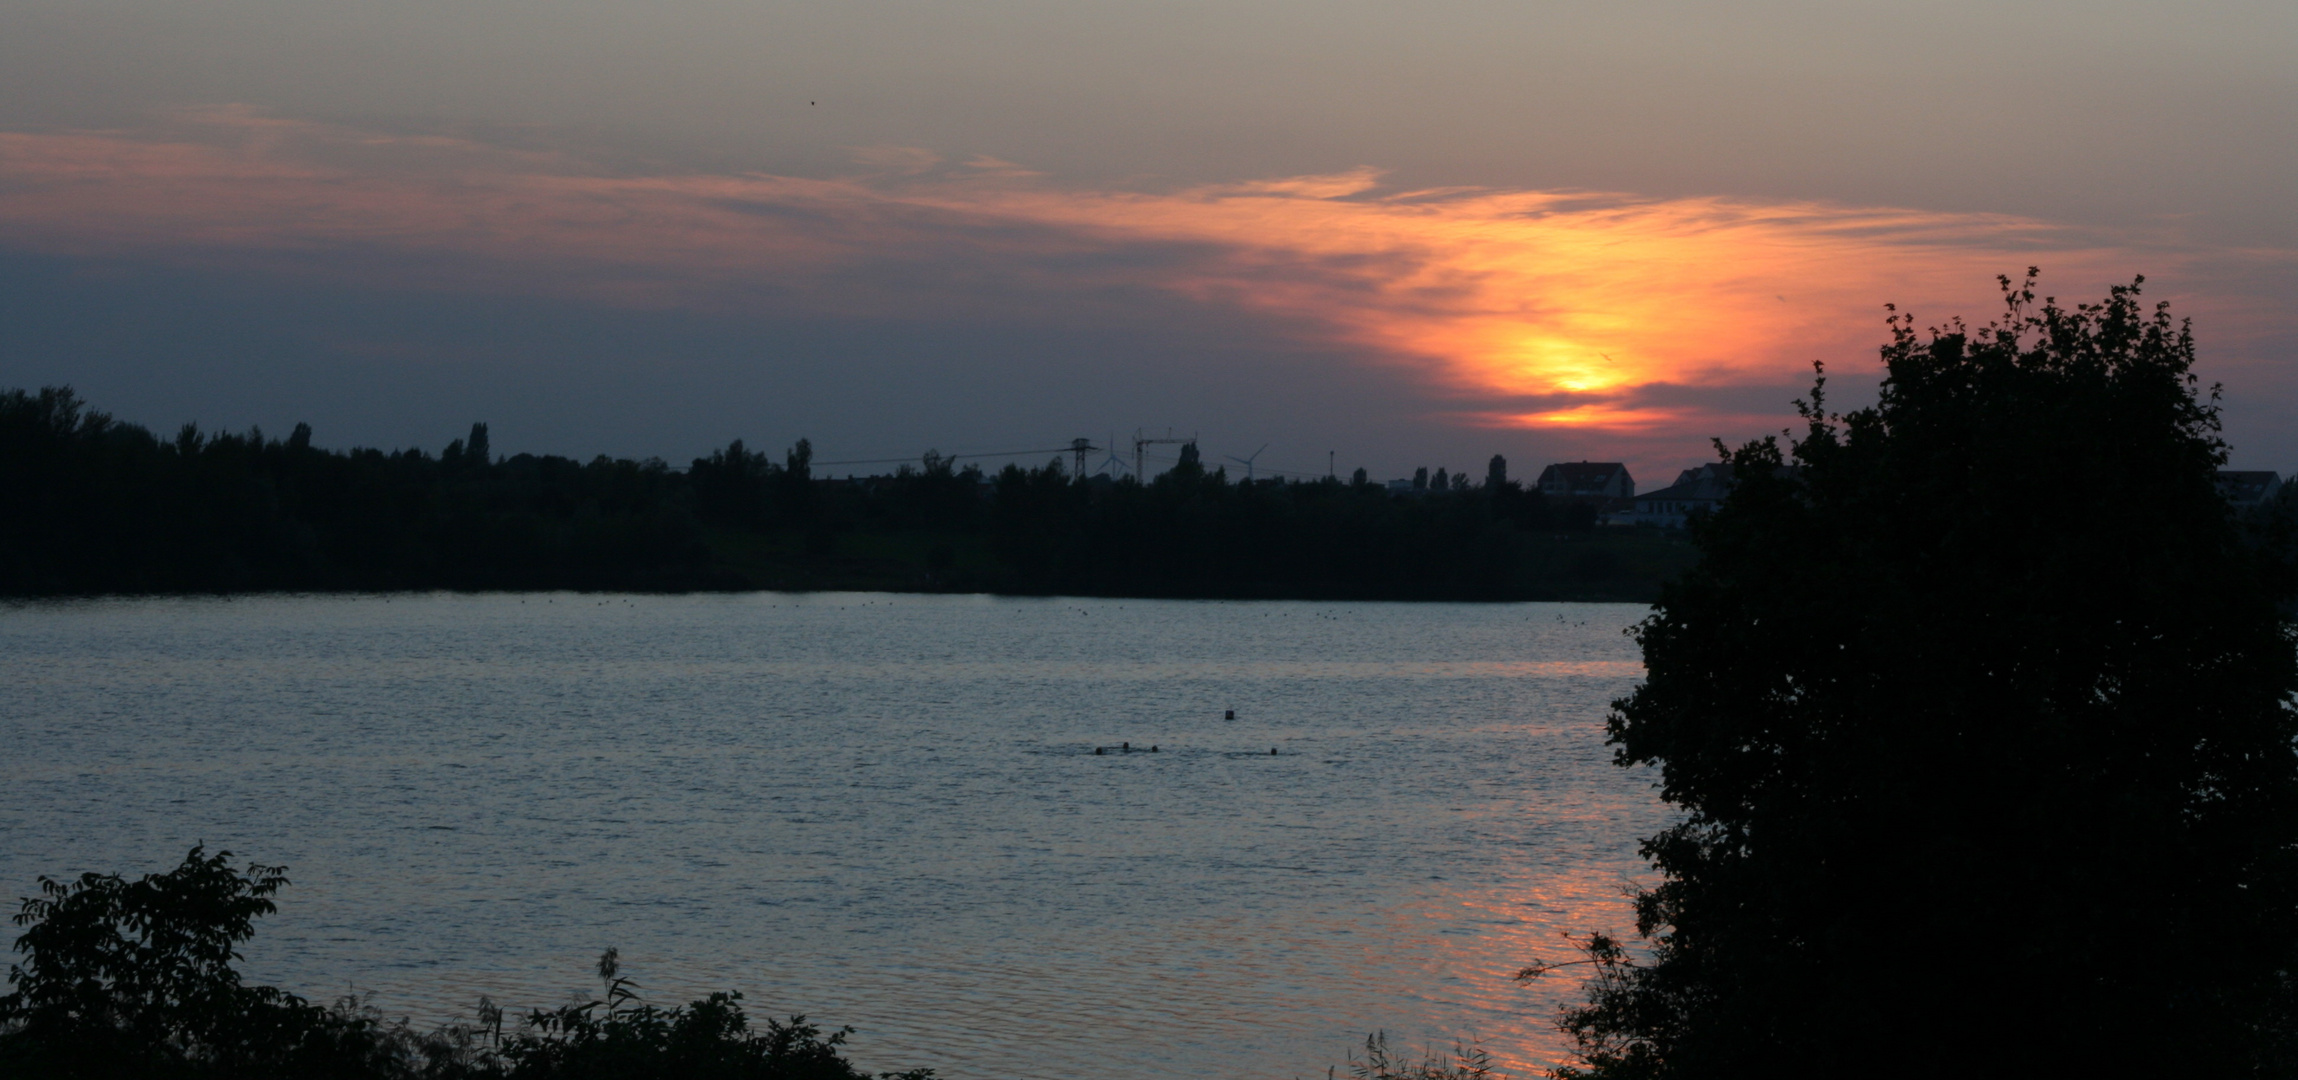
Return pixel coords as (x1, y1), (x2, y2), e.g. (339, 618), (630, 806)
(0, 849), (931, 1080)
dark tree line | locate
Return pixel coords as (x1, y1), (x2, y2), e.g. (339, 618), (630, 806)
(1541, 275), (2298, 1077)
(976, 442), (1610, 598)
(2, 387), (1679, 599)
(0, 390), (715, 594)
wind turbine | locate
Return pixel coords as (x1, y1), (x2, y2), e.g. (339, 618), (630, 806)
(1226, 444), (1269, 482)
(1095, 434), (1131, 478)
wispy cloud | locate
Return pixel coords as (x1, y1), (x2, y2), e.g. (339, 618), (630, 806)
(2, 107), (2274, 439)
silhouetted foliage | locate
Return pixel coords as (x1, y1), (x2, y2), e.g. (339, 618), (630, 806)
(1543, 274), (2298, 1077)
(501, 989), (917, 1080)
(0, 388), (717, 593)
(1331, 1032), (1500, 1080)
(0, 850), (931, 1080)
(0, 846), (451, 1078)
(0, 386), (1674, 600)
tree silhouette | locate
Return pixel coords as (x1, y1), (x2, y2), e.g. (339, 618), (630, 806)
(1550, 273), (2298, 1077)
(466, 423), (491, 469)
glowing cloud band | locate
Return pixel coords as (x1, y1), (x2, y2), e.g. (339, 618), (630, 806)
(0, 109), (2225, 435)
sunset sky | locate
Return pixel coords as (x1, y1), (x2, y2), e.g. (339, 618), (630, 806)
(3, 0), (2292, 483)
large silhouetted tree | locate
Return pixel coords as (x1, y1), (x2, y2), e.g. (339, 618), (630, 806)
(1550, 274), (2298, 1078)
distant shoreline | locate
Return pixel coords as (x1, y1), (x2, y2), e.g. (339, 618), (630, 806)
(3, 386), (1700, 604)
(1, 571), (1677, 606)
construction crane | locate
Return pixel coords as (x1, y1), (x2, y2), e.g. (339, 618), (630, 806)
(1133, 428), (1195, 484)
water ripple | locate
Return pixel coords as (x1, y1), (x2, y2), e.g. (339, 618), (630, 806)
(0, 593), (1669, 1079)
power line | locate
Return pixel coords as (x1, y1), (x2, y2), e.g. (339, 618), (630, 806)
(810, 445), (1085, 467)
(811, 440), (1352, 483)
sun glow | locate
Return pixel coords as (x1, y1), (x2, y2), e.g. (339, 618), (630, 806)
(0, 110), (2169, 434)
(962, 180), (2119, 423)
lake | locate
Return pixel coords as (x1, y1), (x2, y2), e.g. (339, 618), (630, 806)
(0, 593), (1667, 1078)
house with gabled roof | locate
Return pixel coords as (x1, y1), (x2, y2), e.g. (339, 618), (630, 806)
(2216, 470), (2282, 509)
(1536, 461), (1634, 501)
(1631, 463), (1734, 529)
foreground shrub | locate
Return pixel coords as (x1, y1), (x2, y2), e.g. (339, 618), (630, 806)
(1331, 1031), (1502, 1079)
(0, 848), (930, 1080)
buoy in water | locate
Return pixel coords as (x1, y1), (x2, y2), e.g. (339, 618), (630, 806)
(1224, 710), (1235, 720)
(1094, 747), (1104, 755)
(1151, 745), (1159, 752)
(1270, 747), (1278, 755)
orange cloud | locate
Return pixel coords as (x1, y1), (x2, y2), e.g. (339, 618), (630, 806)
(956, 181), (2146, 431)
(0, 109), (2247, 434)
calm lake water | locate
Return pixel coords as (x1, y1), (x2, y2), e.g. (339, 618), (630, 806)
(0, 593), (1666, 1079)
